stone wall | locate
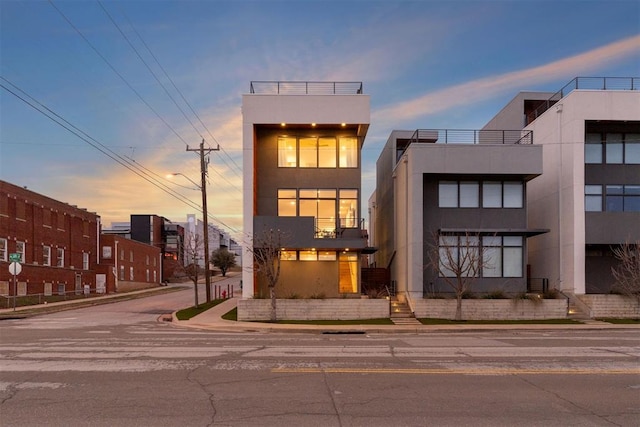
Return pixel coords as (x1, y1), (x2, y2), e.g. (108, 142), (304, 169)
(578, 295), (640, 318)
(238, 299), (389, 321)
(413, 298), (568, 320)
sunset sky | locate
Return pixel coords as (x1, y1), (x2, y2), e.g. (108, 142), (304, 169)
(1, 0), (639, 239)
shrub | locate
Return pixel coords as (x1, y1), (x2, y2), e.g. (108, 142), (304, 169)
(483, 289), (507, 299)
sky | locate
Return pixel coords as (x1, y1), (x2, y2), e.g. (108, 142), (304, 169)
(1, 0), (639, 240)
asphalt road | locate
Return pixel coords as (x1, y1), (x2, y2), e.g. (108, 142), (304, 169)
(0, 281), (639, 427)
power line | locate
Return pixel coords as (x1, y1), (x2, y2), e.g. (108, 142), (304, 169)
(110, 1), (244, 182)
(0, 77), (240, 234)
(48, 0), (190, 147)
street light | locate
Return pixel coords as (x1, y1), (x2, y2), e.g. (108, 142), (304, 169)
(168, 172), (212, 303)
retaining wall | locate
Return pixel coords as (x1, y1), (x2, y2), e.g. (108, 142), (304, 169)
(578, 295), (640, 318)
(238, 298), (389, 321)
(413, 298), (568, 320)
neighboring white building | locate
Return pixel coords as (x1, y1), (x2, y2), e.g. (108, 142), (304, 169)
(483, 77), (640, 295)
(181, 214), (228, 269)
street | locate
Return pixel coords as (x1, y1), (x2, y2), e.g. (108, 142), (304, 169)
(0, 279), (639, 427)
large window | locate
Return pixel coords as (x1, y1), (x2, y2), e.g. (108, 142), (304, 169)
(438, 235), (523, 278)
(440, 181), (523, 208)
(278, 188), (359, 236)
(585, 132), (640, 164)
(277, 135), (358, 168)
(586, 184), (640, 212)
(277, 137), (297, 167)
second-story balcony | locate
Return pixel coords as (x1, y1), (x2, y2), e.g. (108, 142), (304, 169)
(253, 215), (369, 250)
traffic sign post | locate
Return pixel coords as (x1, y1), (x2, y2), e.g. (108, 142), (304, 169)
(9, 253), (21, 263)
(8, 260), (22, 311)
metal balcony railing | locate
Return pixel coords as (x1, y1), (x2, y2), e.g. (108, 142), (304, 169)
(408, 129), (533, 145)
(527, 77), (639, 123)
(314, 217), (367, 239)
(250, 81), (363, 95)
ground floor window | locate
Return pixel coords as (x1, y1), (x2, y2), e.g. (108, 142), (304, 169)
(437, 235), (523, 278)
(339, 252), (358, 293)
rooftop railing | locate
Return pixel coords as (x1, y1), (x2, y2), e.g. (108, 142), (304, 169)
(250, 81), (363, 95)
(408, 129), (533, 145)
(527, 77), (639, 123)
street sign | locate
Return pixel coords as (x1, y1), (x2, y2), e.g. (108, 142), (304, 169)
(9, 253), (21, 263)
(9, 262), (22, 275)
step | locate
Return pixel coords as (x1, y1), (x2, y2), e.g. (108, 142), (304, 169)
(391, 317), (422, 325)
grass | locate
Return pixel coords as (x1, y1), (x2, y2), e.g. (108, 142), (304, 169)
(597, 318), (640, 324)
(222, 307), (237, 321)
(175, 299), (226, 320)
(418, 318), (582, 325)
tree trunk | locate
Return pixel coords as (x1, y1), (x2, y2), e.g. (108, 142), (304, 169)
(269, 286), (277, 322)
(193, 280), (199, 308)
(455, 295), (462, 321)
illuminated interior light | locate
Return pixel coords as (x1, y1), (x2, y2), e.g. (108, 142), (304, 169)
(311, 123), (316, 127)
(281, 123), (286, 127)
(341, 123), (346, 127)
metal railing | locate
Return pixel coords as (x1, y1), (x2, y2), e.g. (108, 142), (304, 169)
(250, 81), (363, 95)
(527, 277), (549, 294)
(1, 287), (105, 309)
(527, 77), (640, 123)
(313, 217), (366, 239)
(408, 129), (533, 146)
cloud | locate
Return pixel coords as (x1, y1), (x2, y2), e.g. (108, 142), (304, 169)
(372, 34), (640, 129)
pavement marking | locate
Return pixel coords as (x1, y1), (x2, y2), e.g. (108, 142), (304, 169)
(271, 367), (640, 376)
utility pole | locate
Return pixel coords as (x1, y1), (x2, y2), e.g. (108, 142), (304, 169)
(187, 139), (219, 303)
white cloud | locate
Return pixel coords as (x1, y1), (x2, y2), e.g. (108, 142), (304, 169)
(372, 34), (640, 129)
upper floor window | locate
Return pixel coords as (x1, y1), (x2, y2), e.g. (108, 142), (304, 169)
(83, 252), (89, 270)
(56, 248), (64, 267)
(0, 238), (7, 262)
(16, 241), (25, 263)
(585, 184), (640, 212)
(43, 246), (51, 266)
(439, 181), (523, 208)
(585, 132), (640, 164)
(277, 188), (359, 236)
(277, 136), (358, 168)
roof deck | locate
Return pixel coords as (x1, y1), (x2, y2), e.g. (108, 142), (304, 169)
(249, 81), (363, 95)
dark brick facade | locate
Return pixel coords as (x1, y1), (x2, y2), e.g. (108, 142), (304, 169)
(0, 180), (99, 297)
(97, 235), (161, 293)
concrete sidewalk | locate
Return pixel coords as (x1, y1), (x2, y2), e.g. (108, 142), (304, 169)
(175, 297), (640, 334)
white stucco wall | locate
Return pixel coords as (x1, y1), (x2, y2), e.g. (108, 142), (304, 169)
(526, 90), (640, 295)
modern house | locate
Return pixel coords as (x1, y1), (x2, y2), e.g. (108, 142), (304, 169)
(483, 77), (640, 295)
(0, 180), (100, 297)
(370, 129), (546, 305)
(241, 81), (371, 299)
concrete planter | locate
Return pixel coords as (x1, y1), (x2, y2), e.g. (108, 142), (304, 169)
(577, 295), (640, 318)
(237, 298), (389, 321)
(413, 298), (568, 320)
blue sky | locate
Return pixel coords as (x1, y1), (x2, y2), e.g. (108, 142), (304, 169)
(1, 0), (639, 238)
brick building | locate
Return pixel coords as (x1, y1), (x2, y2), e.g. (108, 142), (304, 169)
(97, 234), (162, 293)
(0, 180), (100, 297)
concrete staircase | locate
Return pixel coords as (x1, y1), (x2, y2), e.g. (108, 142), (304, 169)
(390, 298), (421, 325)
(565, 293), (591, 320)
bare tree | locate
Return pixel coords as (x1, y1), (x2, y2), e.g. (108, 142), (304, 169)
(183, 232), (204, 308)
(425, 231), (493, 320)
(211, 248), (237, 277)
(611, 240), (640, 297)
(245, 228), (287, 322)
